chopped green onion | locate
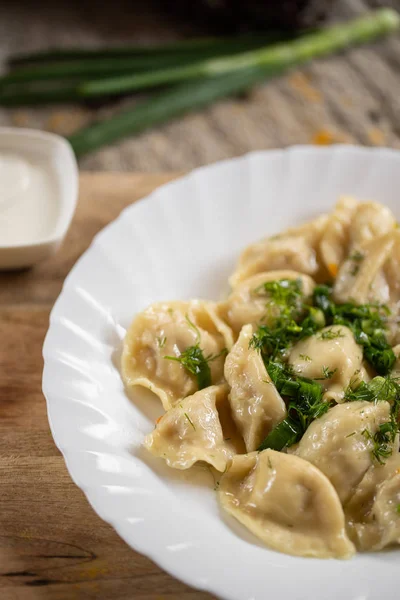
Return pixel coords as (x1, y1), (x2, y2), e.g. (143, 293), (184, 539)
(258, 417), (301, 452)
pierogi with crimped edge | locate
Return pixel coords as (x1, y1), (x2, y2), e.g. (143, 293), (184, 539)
(123, 197), (400, 559)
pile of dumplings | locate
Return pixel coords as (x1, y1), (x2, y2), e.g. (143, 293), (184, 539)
(121, 197), (400, 559)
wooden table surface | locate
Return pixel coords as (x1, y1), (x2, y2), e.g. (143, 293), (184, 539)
(0, 172), (220, 600)
(1, 0), (400, 172)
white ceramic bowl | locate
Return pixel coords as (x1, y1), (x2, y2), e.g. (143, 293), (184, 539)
(43, 146), (400, 600)
(0, 127), (78, 269)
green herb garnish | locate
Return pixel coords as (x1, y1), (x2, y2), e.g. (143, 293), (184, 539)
(313, 285), (395, 375)
(156, 335), (167, 348)
(258, 362), (329, 452)
(184, 412), (196, 431)
(362, 420), (397, 464)
(349, 250), (365, 276)
(250, 275), (399, 452)
(256, 278), (303, 311)
(396, 504), (400, 514)
(345, 375), (400, 404)
(165, 346), (227, 390)
(319, 327), (344, 340)
(164, 314), (226, 390)
(314, 366), (337, 380)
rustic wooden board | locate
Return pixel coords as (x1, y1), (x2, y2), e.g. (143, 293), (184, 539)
(1, 0), (400, 172)
(0, 173), (216, 600)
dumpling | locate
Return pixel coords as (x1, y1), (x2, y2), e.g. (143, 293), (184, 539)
(345, 446), (400, 550)
(319, 196), (360, 278)
(320, 198), (395, 280)
(218, 449), (355, 558)
(229, 215), (328, 287)
(144, 384), (244, 472)
(349, 200), (396, 248)
(295, 401), (393, 503)
(367, 471), (400, 549)
(221, 270), (315, 336)
(333, 229), (400, 315)
(288, 325), (367, 403)
(224, 324), (287, 452)
(333, 231), (395, 306)
(122, 300), (233, 410)
(391, 344), (400, 377)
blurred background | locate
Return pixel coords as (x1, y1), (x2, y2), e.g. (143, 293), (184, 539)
(1, 0), (399, 172)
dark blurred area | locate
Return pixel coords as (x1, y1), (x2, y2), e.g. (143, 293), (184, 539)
(161, 0), (334, 32)
(2, 0), (398, 50)
(1, 0), (336, 50)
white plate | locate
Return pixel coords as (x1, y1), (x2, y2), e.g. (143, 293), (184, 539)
(43, 146), (400, 600)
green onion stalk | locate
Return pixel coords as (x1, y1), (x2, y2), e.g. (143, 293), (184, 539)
(68, 9), (399, 157)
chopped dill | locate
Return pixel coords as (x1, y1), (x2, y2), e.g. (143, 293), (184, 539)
(184, 412), (196, 431)
(164, 313), (227, 390)
(185, 314), (201, 343)
(346, 432), (356, 438)
(349, 250), (365, 276)
(165, 345), (211, 389)
(362, 420), (397, 464)
(247, 275), (399, 452)
(396, 504), (400, 514)
(156, 335), (167, 348)
(165, 344), (226, 391)
(315, 366), (337, 380)
(299, 354), (312, 362)
(344, 375), (400, 404)
(319, 328), (344, 341)
(255, 278), (303, 310)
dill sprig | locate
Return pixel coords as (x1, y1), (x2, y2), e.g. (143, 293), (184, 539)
(164, 314), (226, 390)
(318, 327), (344, 340)
(249, 286), (325, 360)
(314, 366), (337, 380)
(362, 420), (397, 464)
(344, 375), (400, 404)
(347, 374), (400, 463)
(165, 344), (211, 389)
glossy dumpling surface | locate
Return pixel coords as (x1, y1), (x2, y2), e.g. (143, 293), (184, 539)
(289, 325), (367, 403)
(319, 196), (360, 277)
(224, 324), (286, 452)
(229, 215), (328, 287)
(218, 449), (355, 558)
(345, 447), (400, 550)
(122, 300), (233, 410)
(144, 384), (244, 472)
(295, 401), (393, 503)
(333, 232), (396, 306)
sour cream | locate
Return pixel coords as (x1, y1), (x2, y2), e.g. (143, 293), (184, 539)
(0, 153), (58, 245)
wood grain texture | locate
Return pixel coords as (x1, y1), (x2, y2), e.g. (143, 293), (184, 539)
(0, 173), (214, 600)
(0, 0), (400, 171)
